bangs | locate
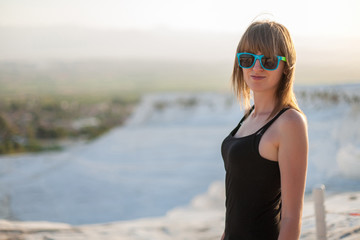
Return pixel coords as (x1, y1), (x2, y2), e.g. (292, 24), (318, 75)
(238, 22), (284, 57)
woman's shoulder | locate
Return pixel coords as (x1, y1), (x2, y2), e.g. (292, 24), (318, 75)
(282, 107), (306, 122)
(278, 108), (307, 134)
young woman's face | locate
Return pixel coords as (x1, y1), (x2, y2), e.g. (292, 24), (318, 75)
(242, 52), (285, 94)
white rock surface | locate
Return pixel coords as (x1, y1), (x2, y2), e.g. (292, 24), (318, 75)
(1, 184), (359, 240)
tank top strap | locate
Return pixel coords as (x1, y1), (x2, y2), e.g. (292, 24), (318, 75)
(255, 107), (290, 136)
(230, 105), (255, 136)
(239, 105), (255, 124)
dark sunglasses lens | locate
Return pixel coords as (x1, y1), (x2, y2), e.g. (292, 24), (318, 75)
(239, 54), (254, 68)
(261, 57), (278, 70)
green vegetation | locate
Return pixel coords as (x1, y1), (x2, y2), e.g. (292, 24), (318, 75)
(0, 94), (138, 154)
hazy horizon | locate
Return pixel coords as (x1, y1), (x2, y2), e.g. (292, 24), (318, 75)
(0, 25), (359, 85)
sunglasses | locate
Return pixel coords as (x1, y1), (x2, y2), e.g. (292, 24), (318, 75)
(237, 52), (287, 71)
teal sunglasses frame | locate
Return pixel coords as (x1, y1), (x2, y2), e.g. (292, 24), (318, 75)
(237, 52), (287, 71)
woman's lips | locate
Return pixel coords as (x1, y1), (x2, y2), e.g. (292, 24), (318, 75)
(251, 75), (266, 80)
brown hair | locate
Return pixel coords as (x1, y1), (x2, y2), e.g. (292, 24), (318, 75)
(231, 20), (301, 118)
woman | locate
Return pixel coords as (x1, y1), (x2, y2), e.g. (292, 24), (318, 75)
(221, 20), (308, 240)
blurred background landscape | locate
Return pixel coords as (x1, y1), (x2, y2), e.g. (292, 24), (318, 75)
(1, 25), (359, 154)
(0, 0), (360, 227)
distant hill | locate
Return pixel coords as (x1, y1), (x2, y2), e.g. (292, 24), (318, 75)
(0, 60), (231, 97)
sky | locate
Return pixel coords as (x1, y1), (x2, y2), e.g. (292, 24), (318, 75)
(0, 0), (359, 84)
(1, 0), (360, 37)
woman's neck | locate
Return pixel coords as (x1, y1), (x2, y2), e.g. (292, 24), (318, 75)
(252, 92), (276, 117)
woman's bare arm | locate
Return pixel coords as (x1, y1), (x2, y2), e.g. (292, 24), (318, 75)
(277, 109), (308, 240)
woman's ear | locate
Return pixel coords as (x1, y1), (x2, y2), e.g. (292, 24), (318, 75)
(283, 67), (289, 75)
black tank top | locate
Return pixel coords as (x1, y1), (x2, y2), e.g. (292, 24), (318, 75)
(221, 107), (289, 240)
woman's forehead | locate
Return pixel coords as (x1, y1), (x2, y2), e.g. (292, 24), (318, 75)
(242, 46), (278, 56)
(242, 37), (273, 52)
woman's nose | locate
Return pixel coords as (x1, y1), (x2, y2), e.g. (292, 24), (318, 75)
(253, 59), (263, 71)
